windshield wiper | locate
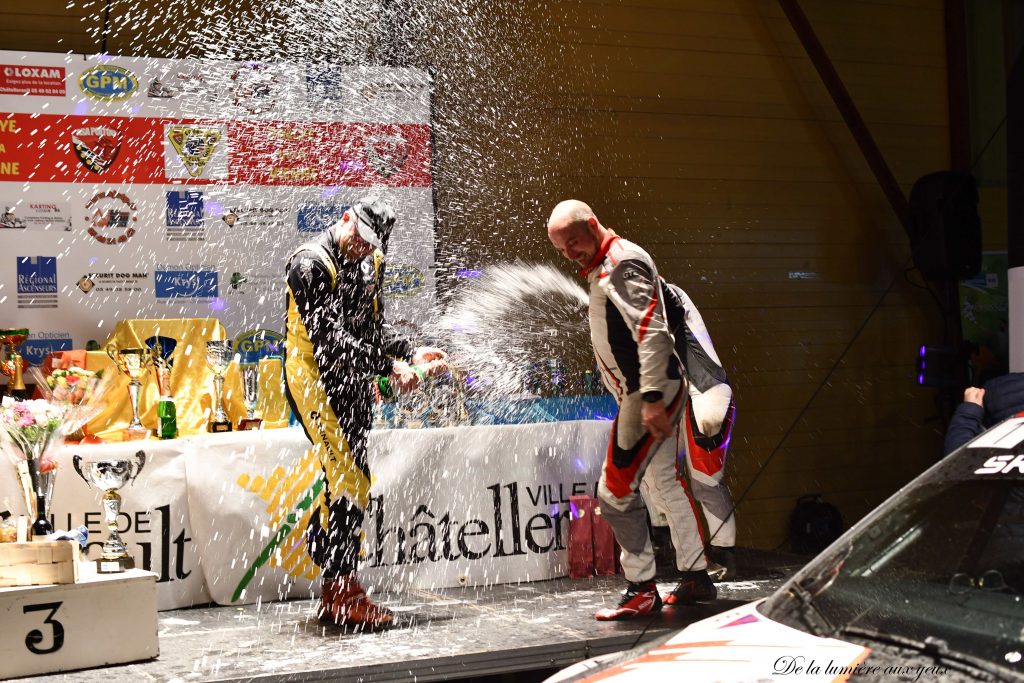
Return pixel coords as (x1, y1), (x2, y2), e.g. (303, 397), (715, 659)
(782, 582), (834, 637)
(840, 626), (1012, 680)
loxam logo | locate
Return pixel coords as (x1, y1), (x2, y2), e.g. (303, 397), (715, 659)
(974, 454), (1024, 475)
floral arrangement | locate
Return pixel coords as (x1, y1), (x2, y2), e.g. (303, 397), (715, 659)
(44, 366), (104, 404)
(0, 397), (64, 535)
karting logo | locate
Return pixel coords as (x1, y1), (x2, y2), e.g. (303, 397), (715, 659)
(85, 191), (138, 244)
(71, 126), (122, 174)
(78, 65), (138, 101)
(166, 190), (204, 227)
(296, 204), (346, 233)
(154, 270), (218, 299)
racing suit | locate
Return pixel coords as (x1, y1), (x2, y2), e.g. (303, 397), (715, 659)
(582, 233), (708, 582)
(284, 229), (413, 578)
(663, 282), (737, 549)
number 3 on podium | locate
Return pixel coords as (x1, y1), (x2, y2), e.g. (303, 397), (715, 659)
(23, 602), (65, 655)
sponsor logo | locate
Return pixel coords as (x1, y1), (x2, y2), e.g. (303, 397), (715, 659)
(304, 67), (428, 108)
(974, 454), (1024, 475)
(154, 269), (219, 299)
(16, 256), (58, 309)
(228, 271), (279, 296)
(148, 70), (209, 99)
(1, 202), (71, 231)
(85, 191), (138, 244)
(23, 332), (73, 366)
(382, 263), (424, 298)
(165, 190), (206, 242)
(71, 126), (122, 173)
(147, 77), (179, 99)
(232, 328), (285, 363)
(296, 204), (346, 233)
(366, 133), (409, 177)
(77, 65), (138, 101)
(166, 125), (223, 178)
(217, 205), (289, 230)
(0, 64), (66, 96)
(78, 271), (148, 294)
(230, 63), (279, 114)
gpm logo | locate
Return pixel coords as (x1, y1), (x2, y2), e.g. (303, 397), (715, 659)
(78, 65), (138, 101)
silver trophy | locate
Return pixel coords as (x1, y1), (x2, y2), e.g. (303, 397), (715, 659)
(237, 363), (262, 430)
(206, 341), (233, 432)
(73, 451), (146, 573)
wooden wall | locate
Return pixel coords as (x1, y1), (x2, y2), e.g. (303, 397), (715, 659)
(0, 0), (952, 549)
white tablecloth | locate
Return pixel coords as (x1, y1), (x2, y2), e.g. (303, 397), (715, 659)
(0, 422), (611, 610)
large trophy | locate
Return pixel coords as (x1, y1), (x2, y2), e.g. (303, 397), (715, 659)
(106, 345), (153, 441)
(0, 328), (28, 396)
(237, 363), (262, 430)
(73, 451), (146, 573)
(206, 340), (233, 432)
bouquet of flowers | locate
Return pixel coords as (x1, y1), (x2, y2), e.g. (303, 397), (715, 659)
(0, 397), (63, 536)
(31, 365), (110, 442)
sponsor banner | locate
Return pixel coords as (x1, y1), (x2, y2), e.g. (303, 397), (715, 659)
(0, 64), (66, 97)
(296, 203), (346, 233)
(21, 331), (73, 366)
(77, 64), (140, 102)
(187, 422), (607, 606)
(0, 113), (431, 186)
(154, 267), (219, 300)
(85, 190), (139, 244)
(165, 189), (207, 241)
(16, 255), (58, 309)
(232, 328), (285, 363)
(77, 271), (148, 294)
(0, 200), (71, 230)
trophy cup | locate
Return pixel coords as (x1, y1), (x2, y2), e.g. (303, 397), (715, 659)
(73, 450), (146, 573)
(0, 328), (28, 396)
(206, 340), (233, 433)
(237, 363), (262, 430)
(106, 344), (153, 441)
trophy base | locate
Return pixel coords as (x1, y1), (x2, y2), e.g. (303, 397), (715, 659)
(96, 555), (135, 573)
(122, 428), (151, 441)
(237, 418), (263, 431)
(208, 420), (233, 433)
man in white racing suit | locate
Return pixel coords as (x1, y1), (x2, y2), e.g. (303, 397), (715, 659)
(547, 199), (716, 620)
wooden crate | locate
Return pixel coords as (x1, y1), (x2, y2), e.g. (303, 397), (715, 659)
(0, 540), (80, 587)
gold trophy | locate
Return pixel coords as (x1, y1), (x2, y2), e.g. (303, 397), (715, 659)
(106, 345), (153, 441)
(0, 328), (28, 395)
(206, 340), (233, 432)
(73, 451), (146, 572)
(237, 363), (262, 430)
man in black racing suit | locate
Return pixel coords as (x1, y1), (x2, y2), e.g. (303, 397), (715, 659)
(285, 196), (445, 629)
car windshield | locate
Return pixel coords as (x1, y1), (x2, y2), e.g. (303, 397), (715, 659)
(760, 425), (1024, 676)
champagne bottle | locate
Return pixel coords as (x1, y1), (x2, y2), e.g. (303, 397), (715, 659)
(157, 396), (177, 439)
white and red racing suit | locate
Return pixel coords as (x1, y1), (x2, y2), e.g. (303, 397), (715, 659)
(581, 233), (708, 582)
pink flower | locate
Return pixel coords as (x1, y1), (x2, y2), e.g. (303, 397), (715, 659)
(38, 455), (58, 473)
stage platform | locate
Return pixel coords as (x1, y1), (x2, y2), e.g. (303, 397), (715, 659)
(17, 549), (806, 683)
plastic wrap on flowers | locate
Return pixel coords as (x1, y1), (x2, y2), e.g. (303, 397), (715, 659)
(0, 397), (63, 536)
(30, 366), (112, 443)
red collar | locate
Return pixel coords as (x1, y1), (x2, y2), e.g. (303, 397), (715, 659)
(579, 233), (619, 278)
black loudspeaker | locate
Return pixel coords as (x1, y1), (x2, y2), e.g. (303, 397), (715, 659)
(907, 171), (981, 280)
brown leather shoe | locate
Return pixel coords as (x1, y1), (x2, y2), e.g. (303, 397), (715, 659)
(318, 575), (393, 629)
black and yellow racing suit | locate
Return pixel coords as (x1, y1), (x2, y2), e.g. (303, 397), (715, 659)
(284, 229), (413, 578)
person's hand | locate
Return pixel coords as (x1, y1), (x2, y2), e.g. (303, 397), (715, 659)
(413, 346), (447, 365)
(964, 386), (985, 406)
(390, 360), (420, 394)
(642, 400), (672, 442)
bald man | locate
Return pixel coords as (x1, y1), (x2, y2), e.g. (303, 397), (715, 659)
(547, 200), (716, 620)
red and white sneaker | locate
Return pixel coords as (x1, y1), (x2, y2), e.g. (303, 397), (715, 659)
(594, 580), (663, 621)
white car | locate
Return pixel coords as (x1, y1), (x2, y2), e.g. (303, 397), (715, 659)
(549, 418), (1024, 682)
